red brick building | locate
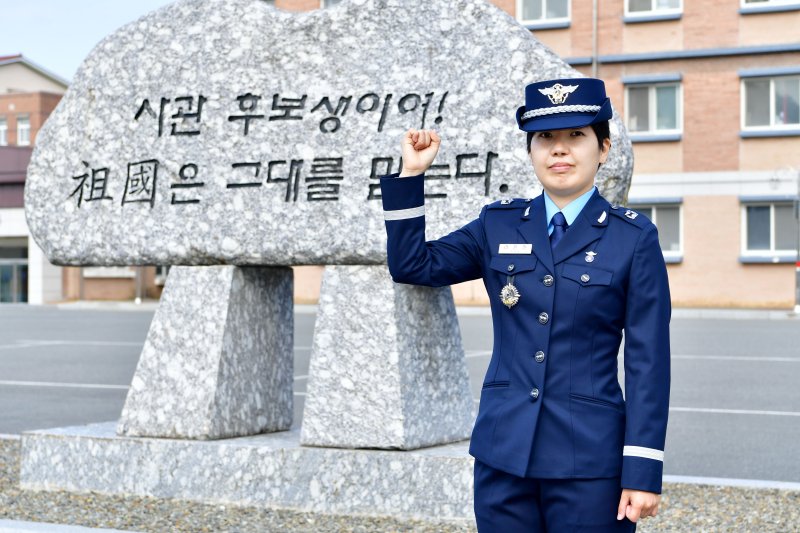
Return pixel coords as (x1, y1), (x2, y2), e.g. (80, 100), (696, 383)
(0, 55), (70, 303)
(492, 0), (800, 308)
(290, 0), (800, 309)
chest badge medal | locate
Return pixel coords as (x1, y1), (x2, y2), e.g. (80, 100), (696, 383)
(500, 276), (521, 309)
(585, 251), (597, 263)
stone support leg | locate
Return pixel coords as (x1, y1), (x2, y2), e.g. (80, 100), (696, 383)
(300, 265), (474, 449)
(117, 265), (293, 439)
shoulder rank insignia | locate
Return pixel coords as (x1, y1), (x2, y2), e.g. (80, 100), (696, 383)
(488, 199), (523, 210)
(624, 209), (638, 219)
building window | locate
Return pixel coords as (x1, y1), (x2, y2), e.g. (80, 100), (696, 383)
(517, 0), (570, 24)
(625, 83), (681, 135)
(0, 119), (7, 146)
(17, 116), (31, 146)
(629, 204), (683, 259)
(627, 0), (681, 16)
(742, 76), (800, 130)
(742, 202), (797, 255)
(0, 245), (29, 303)
(155, 265), (171, 285)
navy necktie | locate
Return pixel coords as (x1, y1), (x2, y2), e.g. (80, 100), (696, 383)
(550, 211), (568, 250)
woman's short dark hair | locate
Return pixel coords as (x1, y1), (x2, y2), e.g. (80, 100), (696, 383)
(526, 120), (610, 152)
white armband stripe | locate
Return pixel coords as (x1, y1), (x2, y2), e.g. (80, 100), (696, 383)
(383, 205), (425, 221)
(623, 445), (664, 462)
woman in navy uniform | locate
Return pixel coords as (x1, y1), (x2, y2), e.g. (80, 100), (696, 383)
(379, 77), (671, 531)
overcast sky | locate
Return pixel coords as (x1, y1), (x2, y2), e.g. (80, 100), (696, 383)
(0, 1), (178, 82)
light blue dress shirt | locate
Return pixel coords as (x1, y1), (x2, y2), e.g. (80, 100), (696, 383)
(544, 186), (597, 236)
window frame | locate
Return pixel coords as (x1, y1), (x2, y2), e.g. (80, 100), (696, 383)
(516, 0), (572, 27)
(740, 75), (800, 132)
(0, 118), (7, 146)
(740, 0), (800, 7)
(624, 82), (683, 138)
(624, 0), (683, 19)
(740, 201), (798, 258)
(82, 266), (136, 279)
(16, 115), (31, 146)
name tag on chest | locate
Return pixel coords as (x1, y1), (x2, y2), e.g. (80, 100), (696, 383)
(498, 243), (533, 255)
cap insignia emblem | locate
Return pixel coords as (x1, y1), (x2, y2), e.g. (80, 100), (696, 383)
(538, 83), (579, 105)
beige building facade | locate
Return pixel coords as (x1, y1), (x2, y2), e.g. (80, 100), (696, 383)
(526, 0), (800, 308)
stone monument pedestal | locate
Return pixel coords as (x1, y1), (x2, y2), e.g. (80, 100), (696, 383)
(19, 422), (475, 523)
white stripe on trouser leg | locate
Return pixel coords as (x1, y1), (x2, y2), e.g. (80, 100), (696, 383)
(383, 205), (425, 221)
(623, 445), (664, 461)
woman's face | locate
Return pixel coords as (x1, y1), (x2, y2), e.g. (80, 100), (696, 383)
(528, 126), (611, 202)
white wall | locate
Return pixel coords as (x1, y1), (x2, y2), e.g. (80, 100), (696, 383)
(0, 63), (67, 94)
(27, 236), (62, 304)
(0, 208), (27, 237)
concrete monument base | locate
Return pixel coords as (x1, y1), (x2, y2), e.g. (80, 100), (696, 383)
(19, 421), (476, 522)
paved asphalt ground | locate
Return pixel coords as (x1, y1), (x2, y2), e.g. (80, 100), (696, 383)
(1, 303), (799, 486)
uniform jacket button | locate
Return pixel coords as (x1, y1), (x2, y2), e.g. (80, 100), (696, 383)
(538, 312), (549, 324)
(507, 264), (515, 272)
(534, 351), (545, 362)
(543, 275), (554, 287)
(530, 387), (540, 400)
(580, 273), (590, 283)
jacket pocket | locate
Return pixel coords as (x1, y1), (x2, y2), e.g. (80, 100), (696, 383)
(482, 380), (510, 389)
(569, 392), (624, 413)
(488, 255), (538, 275)
(562, 263), (613, 286)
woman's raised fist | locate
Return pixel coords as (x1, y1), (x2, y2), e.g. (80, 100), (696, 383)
(399, 128), (441, 177)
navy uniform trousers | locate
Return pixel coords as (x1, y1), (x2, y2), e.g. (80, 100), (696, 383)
(474, 458), (636, 531)
(379, 172), (671, 532)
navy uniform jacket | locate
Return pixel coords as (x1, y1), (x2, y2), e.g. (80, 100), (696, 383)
(379, 172), (671, 494)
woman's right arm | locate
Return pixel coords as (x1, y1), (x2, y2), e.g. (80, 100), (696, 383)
(379, 129), (486, 287)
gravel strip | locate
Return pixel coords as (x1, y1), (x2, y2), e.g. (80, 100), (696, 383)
(1, 439), (797, 532)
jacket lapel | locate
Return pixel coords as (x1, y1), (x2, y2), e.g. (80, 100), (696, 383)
(516, 194), (554, 275)
(551, 189), (610, 265)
